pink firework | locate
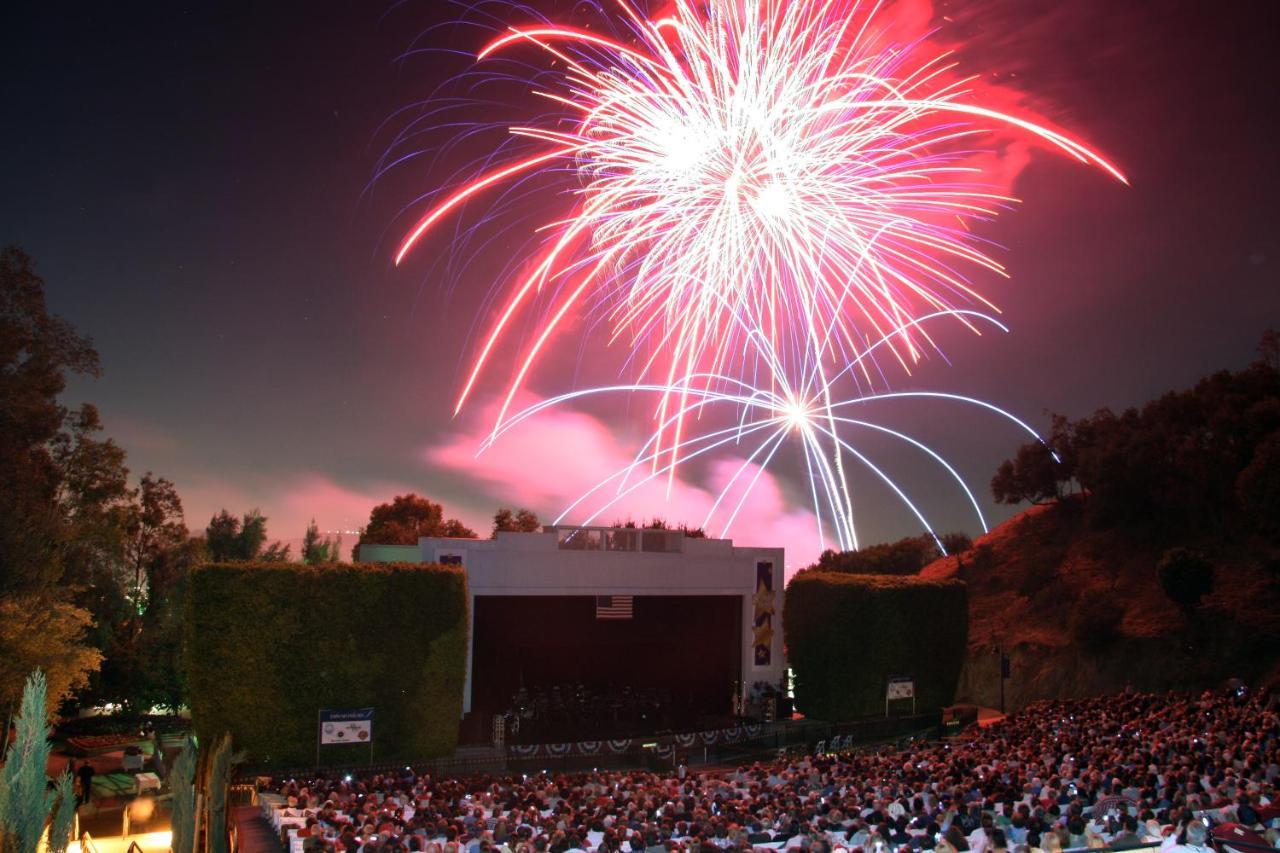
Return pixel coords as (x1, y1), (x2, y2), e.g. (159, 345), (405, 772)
(394, 0), (1124, 544)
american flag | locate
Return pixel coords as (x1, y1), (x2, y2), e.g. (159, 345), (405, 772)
(595, 595), (633, 620)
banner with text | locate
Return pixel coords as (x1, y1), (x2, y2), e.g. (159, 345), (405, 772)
(319, 708), (374, 745)
(752, 561), (775, 667)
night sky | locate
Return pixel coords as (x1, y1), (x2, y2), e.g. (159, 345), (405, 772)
(4, 0), (1278, 568)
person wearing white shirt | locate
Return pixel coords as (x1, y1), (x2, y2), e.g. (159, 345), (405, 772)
(969, 827), (990, 853)
(1164, 821), (1213, 853)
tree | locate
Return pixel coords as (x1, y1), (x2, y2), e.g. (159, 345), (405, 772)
(205, 508), (288, 561)
(122, 473), (187, 613)
(260, 541), (292, 562)
(89, 472), (193, 710)
(0, 670), (77, 853)
(302, 519), (342, 564)
(439, 519), (474, 538)
(0, 594), (102, 712)
(0, 246), (100, 595)
(991, 414), (1076, 506)
(170, 738), (199, 853)
(991, 355), (1280, 533)
(357, 493), (477, 548)
(0, 248), (193, 711)
(1157, 547), (1215, 612)
(1238, 430), (1280, 541)
(991, 444), (1061, 506)
(134, 536), (205, 710)
(492, 507), (541, 536)
(302, 518), (323, 561)
(205, 733), (244, 853)
(47, 773), (76, 853)
(48, 403), (134, 664)
(1259, 327), (1280, 370)
(1071, 589), (1125, 653)
(205, 510), (241, 561)
(0, 598), (102, 713)
(940, 532), (973, 555)
(238, 509), (268, 559)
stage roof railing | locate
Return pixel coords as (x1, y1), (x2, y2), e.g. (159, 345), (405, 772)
(546, 524), (685, 554)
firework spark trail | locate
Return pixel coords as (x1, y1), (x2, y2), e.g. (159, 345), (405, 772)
(486, 364), (1044, 553)
(479, 311), (1041, 552)
(395, 0), (1124, 550)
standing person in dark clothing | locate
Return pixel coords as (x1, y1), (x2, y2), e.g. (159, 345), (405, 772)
(77, 760), (95, 806)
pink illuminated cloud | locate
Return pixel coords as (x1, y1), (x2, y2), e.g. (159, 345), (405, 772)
(178, 473), (424, 561)
(425, 396), (824, 571)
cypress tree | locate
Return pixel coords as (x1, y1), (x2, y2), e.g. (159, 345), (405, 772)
(47, 772), (77, 853)
(0, 670), (57, 853)
(170, 737), (198, 853)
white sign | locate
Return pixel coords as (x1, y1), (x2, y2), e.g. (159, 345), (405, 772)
(886, 678), (915, 700)
(319, 708), (373, 745)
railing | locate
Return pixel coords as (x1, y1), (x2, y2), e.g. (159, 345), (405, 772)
(552, 525), (684, 553)
(237, 713), (944, 783)
(79, 831), (101, 853)
(228, 783), (259, 807)
(234, 751), (509, 784)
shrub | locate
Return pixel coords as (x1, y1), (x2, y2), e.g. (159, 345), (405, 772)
(1071, 588), (1125, 653)
(55, 714), (189, 738)
(783, 573), (967, 720)
(1156, 548), (1215, 611)
(806, 533), (964, 577)
(1017, 560), (1057, 598)
(184, 562), (467, 767)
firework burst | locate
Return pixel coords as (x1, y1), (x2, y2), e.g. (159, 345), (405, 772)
(394, 0), (1123, 551)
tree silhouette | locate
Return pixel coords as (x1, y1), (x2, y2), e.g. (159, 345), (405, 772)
(357, 493), (476, 549)
(492, 507), (540, 536)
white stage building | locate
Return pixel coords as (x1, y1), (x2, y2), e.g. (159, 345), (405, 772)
(359, 526), (785, 716)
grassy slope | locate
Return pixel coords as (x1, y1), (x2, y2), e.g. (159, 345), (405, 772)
(919, 499), (1280, 709)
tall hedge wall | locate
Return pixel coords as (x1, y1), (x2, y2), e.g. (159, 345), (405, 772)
(783, 572), (967, 721)
(184, 562), (467, 767)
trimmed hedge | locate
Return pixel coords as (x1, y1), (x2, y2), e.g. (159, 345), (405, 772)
(184, 562), (467, 767)
(783, 572), (967, 720)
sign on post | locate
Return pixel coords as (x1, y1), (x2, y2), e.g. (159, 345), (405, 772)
(885, 676), (915, 716)
(317, 707), (374, 767)
(320, 708), (373, 743)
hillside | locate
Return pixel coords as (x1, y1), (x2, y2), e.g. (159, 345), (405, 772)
(919, 498), (1280, 710)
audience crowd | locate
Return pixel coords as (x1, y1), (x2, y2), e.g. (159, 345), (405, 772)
(268, 687), (1280, 853)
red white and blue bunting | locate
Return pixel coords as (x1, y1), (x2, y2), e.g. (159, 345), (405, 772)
(507, 722), (774, 759)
